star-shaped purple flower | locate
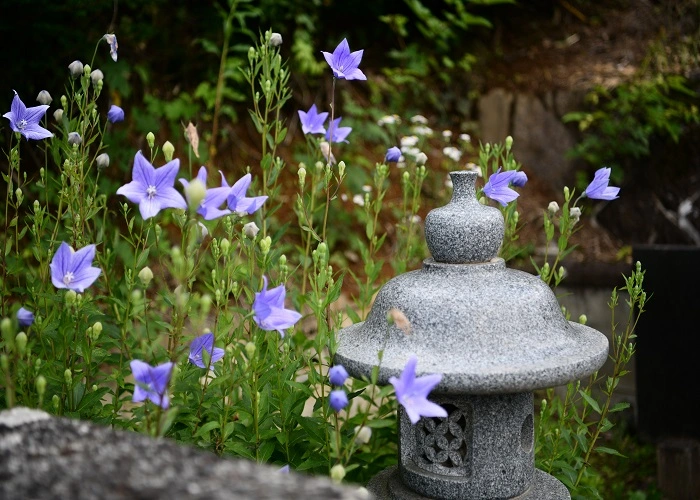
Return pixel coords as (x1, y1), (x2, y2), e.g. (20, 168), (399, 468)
(253, 276), (302, 337)
(325, 117), (352, 143)
(584, 167), (620, 200)
(50, 242), (102, 292)
(321, 39), (367, 81)
(298, 104), (328, 135)
(130, 359), (173, 409)
(483, 168), (520, 207)
(226, 173), (268, 215)
(17, 307), (34, 328)
(389, 355), (447, 425)
(107, 105), (124, 124)
(385, 146), (402, 163)
(103, 34), (118, 62)
(3, 91), (53, 140)
(117, 151), (187, 220)
(188, 332), (225, 370)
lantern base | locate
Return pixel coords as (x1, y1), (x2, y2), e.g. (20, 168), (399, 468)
(368, 465), (570, 500)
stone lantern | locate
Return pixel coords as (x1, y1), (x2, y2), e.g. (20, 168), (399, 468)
(335, 171), (609, 499)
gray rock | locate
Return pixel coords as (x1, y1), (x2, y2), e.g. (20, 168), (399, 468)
(0, 407), (369, 500)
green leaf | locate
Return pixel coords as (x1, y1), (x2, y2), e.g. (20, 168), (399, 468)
(594, 446), (626, 458)
(609, 401), (630, 413)
(578, 390), (601, 414)
(194, 420), (220, 438)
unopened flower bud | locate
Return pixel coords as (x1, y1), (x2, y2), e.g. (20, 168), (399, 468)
(269, 32), (283, 47)
(505, 135), (513, 150)
(65, 290), (77, 305)
(415, 152), (428, 165)
(298, 166), (306, 188)
(90, 69), (104, 85)
(338, 161), (346, 178)
(162, 141), (175, 162)
(0, 354), (8, 371)
(200, 294), (212, 315)
(36, 375), (47, 397)
(330, 464), (346, 483)
(219, 238), (231, 256)
(64, 368), (72, 385)
(60, 95), (68, 108)
(259, 236), (271, 255)
(578, 314), (587, 325)
(15, 188), (23, 205)
(146, 132), (155, 149)
(570, 207), (581, 223)
(245, 341), (256, 359)
(138, 266), (154, 287)
(248, 46), (256, 63)
(36, 90), (52, 105)
(68, 132), (82, 146)
(184, 179), (206, 210)
(96, 153), (110, 170)
(548, 201), (560, 215)
(83, 64), (91, 77)
(15, 332), (27, 356)
(354, 425), (372, 445)
(563, 186), (570, 199)
(52, 394), (60, 411)
(33, 200), (41, 212)
(243, 221), (259, 239)
(53, 109), (64, 122)
(68, 60), (84, 78)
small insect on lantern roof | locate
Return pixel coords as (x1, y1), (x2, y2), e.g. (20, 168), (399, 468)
(335, 171), (608, 499)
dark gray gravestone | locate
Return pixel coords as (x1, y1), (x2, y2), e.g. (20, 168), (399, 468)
(0, 407), (370, 500)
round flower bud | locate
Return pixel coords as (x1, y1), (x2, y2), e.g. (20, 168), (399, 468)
(90, 69), (104, 85)
(243, 221), (260, 240)
(93, 321), (103, 335)
(15, 332), (27, 356)
(64, 368), (72, 385)
(138, 266), (154, 287)
(578, 314), (587, 325)
(245, 341), (256, 359)
(548, 201), (560, 215)
(65, 290), (77, 305)
(146, 132), (155, 149)
(53, 109), (64, 122)
(330, 464), (346, 483)
(269, 32), (283, 47)
(297, 166), (306, 188)
(68, 60), (84, 78)
(219, 238), (231, 256)
(570, 207), (582, 224)
(415, 152), (428, 165)
(1, 317), (12, 340)
(96, 153), (110, 171)
(36, 375), (47, 397)
(0, 354), (8, 370)
(83, 64), (91, 77)
(259, 236), (271, 256)
(329, 389), (348, 412)
(329, 365), (349, 386)
(354, 425), (372, 445)
(338, 161), (346, 178)
(162, 141), (175, 162)
(505, 135), (514, 150)
(68, 132), (82, 146)
(184, 179), (206, 210)
(52, 394), (60, 411)
(36, 90), (52, 106)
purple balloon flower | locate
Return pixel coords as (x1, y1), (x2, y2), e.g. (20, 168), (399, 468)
(329, 365), (349, 386)
(50, 242), (102, 292)
(584, 167), (620, 200)
(329, 389), (349, 411)
(511, 171), (528, 188)
(321, 38), (367, 81)
(3, 91), (53, 140)
(298, 104), (328, 135)
(116, 151), (187, 220)
(483, 168), (520, 207)
(389, 355), (447, 425)
(17, 307), (34, 328)
(103, 34), (118, 62)
(188, 332), (225, 370)
(107, 105), (124, 123)
(130, 360), (173, 409)
(252, 276), (302, 337)
(325, 117), (352, 143)
(385, 146), (402, 163)
(225, 173), (268, 215)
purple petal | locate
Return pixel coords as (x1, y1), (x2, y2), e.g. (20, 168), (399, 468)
(263, 282), (286, 309)
(400, 355), (418, 389)
(413, 399), (448, 419)
(333, 39), (350, 61)
(151, 362), (174, 395)
(139, 197), (162, 220)
(50, 242), (73, 289)
(154, 159), (181, 190)
(116, 181), (146, 204)
(411, 374), (443, 398)
(257, 307), (302, 334)
(228, 174), (252, 202)
(155, 186), (187, 210)
(234, 195), (267, 215)
(203, 186), (232, 211)
(11, 93), (25, 122)
(70, 244), (96, 274)
(69, 266), (102, 292)
(210, 347), (225, 365)
(130, 360), (152, 386)
(133, 151), (155, 187)
(190, 333), (213, 359)
(199, 205), (232, 220)
(21, 124), (53, 140)
(22, 104), (50, 126)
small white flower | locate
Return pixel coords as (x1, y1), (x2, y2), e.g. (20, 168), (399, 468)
(442, 130), (453, 139)
(410, 114), (428, 124)
(377, 114), (400, 126)
(442, 146), (462, 162)
(361, 185), (372, 193)
(269, 32), (283, 47)
(548, 201), (560, 215)
(243, 221), (260, 239)
(459, 133), (471, 143)
(465, 162), (481, 176)
(415, 152), (428, 165)
(445, 175), (453, 189)
(352, 194), (365, 207)
(341, 193), (348, 202)
(412, 125), (433, 136)
(354, 425), (372, 445)
(400, 135), (419, 148)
